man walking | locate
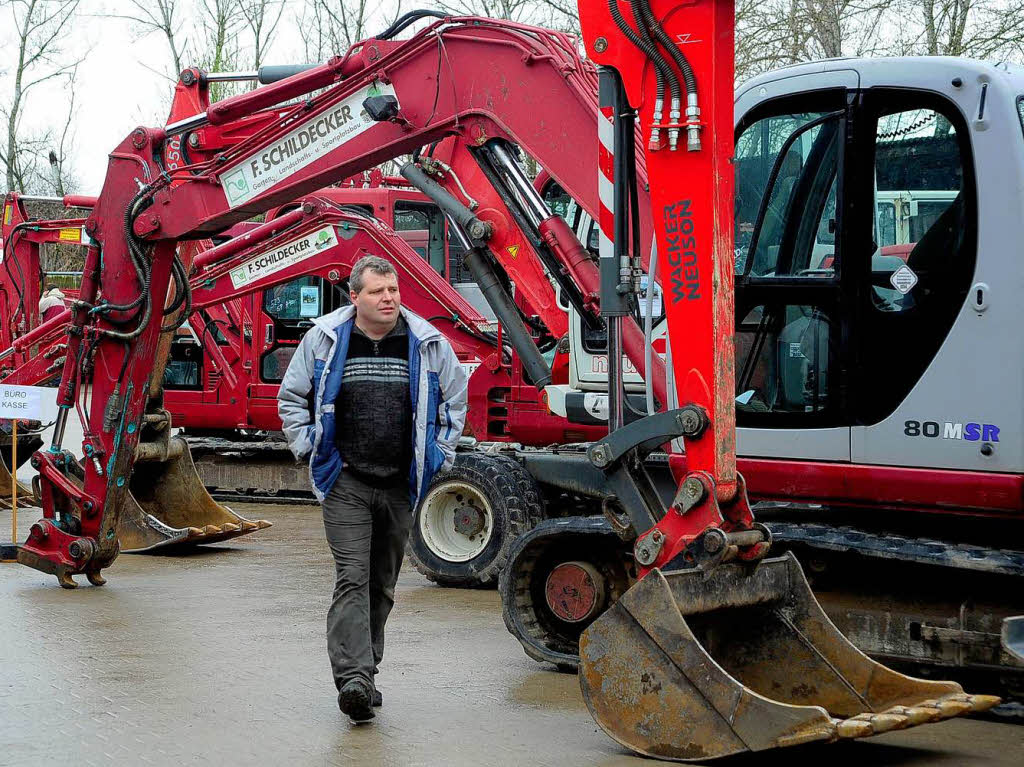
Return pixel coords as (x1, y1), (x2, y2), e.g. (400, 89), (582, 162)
(278, 255), (467, 724)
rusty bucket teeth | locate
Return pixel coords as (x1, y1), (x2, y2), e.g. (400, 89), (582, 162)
(578, 553), (1000, 762)
(835, 718), (874, 739)
(846, 711), (910, 734)
(113, 436), (271, 553)
(886, 705), (942, 726)
(964, 694), (1001, 712)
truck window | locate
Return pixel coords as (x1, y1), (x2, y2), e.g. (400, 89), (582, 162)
(870, 107), (963, 313)
(736, 304), (830, 414)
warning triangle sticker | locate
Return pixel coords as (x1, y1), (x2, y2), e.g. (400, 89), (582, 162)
(506, 245), (520, 259)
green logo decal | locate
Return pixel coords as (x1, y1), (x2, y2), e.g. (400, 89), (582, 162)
(231, 268), (247, 284)
(224, 171), (250, 203)
(315, 229), (332, 248)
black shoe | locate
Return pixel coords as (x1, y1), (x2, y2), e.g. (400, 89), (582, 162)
(338, 680), (375, 724)
(372, 689), (382, 707)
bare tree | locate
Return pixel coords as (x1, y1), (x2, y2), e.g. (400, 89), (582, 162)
(915, 0), (1024, 58)
(198, 0), (242, 71)
(297, 0), (410, 62)
(114, 0), (190, 77)
(240, 0), (285, 70)
(44, 66), (78, 195)
(434, 0), (546, 23)
(1, 0), (85, 192)
(195, 0), (243, 99)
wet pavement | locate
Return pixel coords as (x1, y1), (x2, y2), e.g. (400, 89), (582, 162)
(2, 504), (1022, 766)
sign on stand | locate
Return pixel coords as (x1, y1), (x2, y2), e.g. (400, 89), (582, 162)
(1, 384), (52, 561)
(0, 384), (45, 420)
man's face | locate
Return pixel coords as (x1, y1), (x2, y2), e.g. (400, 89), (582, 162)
(350, 270), (401, 326)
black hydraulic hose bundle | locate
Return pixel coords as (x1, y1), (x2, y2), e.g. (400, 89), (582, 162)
(160, 252), (193, 333)
(607, 0), (670, 112)
(633, 0), (696, 95)
(609, 0), (699, 150)
(377, 9), (448, 41)
(2, 223), (30, 325)
(627, 0), (680, 105)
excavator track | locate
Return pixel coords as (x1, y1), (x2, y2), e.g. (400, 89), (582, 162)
(186, 438), (317, 504)
(768, 521), (1024, 576)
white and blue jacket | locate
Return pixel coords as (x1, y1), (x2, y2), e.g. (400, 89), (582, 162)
(277, 305), (468, 505)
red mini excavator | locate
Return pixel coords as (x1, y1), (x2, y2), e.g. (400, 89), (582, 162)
(9, 3), (998, 758)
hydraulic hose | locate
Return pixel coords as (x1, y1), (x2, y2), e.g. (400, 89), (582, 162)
(627, 0), (681, 150)
(607, 0), (672, 148)
(635, 0), (696, 95)
(635, 0), (699, 149)
(377, 10), (448, 40)
(161, 253), (193, 333)
(644, 240), (658, 416)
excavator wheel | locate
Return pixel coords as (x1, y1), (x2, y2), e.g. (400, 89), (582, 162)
(579, 552), (1000, 761)
(121, 436), (272, 552)
(499, 516), (630, 668)
(409, 452), (543, 587)
(0, 431), (43, 509)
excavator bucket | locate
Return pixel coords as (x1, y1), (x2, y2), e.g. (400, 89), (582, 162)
(119, 435), (272, 552)
(0, 433), (42, 509)
(579, 552), (999, 761)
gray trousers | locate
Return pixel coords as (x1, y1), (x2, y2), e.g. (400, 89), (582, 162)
(322, 470), (412, 693)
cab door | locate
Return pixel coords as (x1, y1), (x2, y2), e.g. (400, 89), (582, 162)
(732, 88), (854, 460)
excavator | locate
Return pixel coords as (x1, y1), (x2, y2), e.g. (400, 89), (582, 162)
(2, 12), (658, 569)
(6, 1), (999, 759)
(2, 2), (1019, 693)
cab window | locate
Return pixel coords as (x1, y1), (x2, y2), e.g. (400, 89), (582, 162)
(394, 201), (447, 277)
(735, 110), (842, 278)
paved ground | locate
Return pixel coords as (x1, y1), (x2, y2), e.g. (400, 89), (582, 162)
(2, 504), (1022, 767)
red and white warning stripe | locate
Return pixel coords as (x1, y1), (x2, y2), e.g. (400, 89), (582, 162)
(598, 104), (615, 262)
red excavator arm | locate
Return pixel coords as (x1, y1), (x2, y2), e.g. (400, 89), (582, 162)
(18, 13), (683, 587)
(565, 0), (998, 758)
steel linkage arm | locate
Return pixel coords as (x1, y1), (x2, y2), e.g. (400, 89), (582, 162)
(576, 0), (769, 576)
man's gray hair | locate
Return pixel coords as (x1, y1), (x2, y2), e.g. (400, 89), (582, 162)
(350, 255), (398, 294)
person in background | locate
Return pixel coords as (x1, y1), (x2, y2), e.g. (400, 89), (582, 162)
(38, 285), (66, 322)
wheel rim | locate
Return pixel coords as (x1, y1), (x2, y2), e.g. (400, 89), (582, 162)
(418, 480), (495, 563)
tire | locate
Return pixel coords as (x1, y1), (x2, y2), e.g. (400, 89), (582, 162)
(408, 452), (544, 588)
